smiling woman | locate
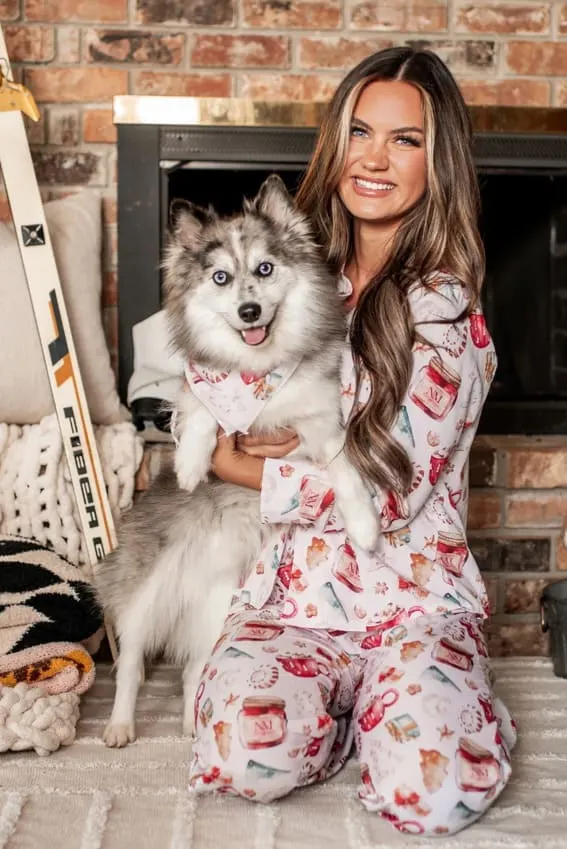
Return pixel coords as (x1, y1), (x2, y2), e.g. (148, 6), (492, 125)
(338, 81), (427, 269)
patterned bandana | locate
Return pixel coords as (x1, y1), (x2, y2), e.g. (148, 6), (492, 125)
(185, 360), (302, 435)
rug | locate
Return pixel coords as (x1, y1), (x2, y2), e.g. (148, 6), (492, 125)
(0, 658), (564, 849)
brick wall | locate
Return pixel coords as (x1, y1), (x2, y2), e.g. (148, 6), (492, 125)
(1, 0), (566, 655)
(2, 0), (567, 362)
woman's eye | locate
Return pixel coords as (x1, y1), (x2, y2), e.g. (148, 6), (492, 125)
(212, 270), (230, 285)
(350, 125), (366, 138)
(396, 135), (421, 147)
(256, 262), (273, 277)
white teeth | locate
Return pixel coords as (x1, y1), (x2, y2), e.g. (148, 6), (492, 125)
(354, 177), (394, 190)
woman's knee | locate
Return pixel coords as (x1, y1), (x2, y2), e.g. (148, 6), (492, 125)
(358, 740), (512, 836)
(190, 666), (344, 802)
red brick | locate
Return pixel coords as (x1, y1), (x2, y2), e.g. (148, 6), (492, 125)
(135, 0), (235, 26)
(24, 0), (127, 22)
(0, 192), (11, 222)
(350, 1), (447, 32)
(25, 110), (45, 145)
(102, 270), (117, 308)
(4, 25), (55, 62)
(558, 535), (567, 570)
(458, 77), (551, 106)
(299, 36), (392, 70)
(103, 224), (117, 271)
(505, 41), (567, 75)
(507, 447), (567, 488)
(456, 3), (550, 34)
(102, 193), (117, 225)
(239, 72), (339, 100)
(47, 105), (79, 145)
(557, 3), (567, 34)
(504, 578), (548, 614)
(132, 71), (232, 97)
(103, 304), (118, 352)
(467, 491), (502, 530)
(57, 27), (81, 63)
(506, 493), (566, 528)
(85, 29), (184, 65)
(83, 108), (117, 143)
(406, 38), (496, 71)
(483, 576), (500, 615)
(242, 0), (341, 28)
(191, 34), (290, 69)
(31, 149), (106, 186)
(0, 0), (19, 20)
(487, 619), (548, 657)
(25, 67), (128, 102)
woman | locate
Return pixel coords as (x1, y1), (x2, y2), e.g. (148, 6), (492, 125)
(188, 46), (515, 836)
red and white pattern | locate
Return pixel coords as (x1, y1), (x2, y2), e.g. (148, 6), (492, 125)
(189, 609), (515, 835)
(235, 275), (495, 630)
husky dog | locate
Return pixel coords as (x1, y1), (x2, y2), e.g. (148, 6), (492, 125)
(95, 175), (378, 748)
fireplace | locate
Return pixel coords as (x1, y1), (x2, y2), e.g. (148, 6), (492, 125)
(114, 96), (567, 435)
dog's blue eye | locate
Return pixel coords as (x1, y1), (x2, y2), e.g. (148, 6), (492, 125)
(212, 270), (229, 285)
(257, 262), (273, 277)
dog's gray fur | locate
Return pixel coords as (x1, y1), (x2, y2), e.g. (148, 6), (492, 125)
(95, 176), (378, 748)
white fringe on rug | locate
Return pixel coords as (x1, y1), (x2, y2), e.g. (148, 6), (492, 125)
(0, 415), (143, 566)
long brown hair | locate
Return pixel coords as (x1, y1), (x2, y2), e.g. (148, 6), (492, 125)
(295, 46), (484, 496)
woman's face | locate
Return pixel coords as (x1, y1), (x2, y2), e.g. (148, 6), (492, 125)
(338, 80), (427, 228)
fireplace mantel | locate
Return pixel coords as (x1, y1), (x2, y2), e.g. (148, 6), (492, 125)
(113, 95), (567, 134)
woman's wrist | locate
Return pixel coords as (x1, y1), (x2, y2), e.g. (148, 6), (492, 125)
(216, 452), (264, 491)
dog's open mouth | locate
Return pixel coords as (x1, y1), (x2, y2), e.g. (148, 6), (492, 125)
(240, 324), (271, 346)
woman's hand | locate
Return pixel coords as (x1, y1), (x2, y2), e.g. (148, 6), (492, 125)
(236, 428), (300, 459)
(211, 429), (264, 490)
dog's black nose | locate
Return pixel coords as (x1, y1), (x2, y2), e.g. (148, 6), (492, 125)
(238, 302), (262, 323)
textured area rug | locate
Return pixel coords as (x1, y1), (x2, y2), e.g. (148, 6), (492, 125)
(0, 658), (564, 849)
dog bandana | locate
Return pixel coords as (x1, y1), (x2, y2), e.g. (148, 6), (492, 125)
(185, 360), (302, 435)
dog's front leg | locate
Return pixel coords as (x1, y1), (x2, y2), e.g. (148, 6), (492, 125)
(174, 394), (218, 492)
(103, 629), (145, 748)
(297, 419), (379, 552)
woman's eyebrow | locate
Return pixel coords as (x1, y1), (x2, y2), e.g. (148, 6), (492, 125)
(351, 117), (424, 135)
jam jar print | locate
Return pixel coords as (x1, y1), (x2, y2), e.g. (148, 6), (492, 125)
(332, 542), (363, 593)
(238, 697), (288, 750)
(233, 621), (285, 642)
(358, 688), (399, 732)
(469, 312), (491, 349)
(409, 356), (461, 421)
(435, 530), (468, 577)
(456, 737), (501, 792)
(299, 475), (335, 522)
(432, 638), (474, 672)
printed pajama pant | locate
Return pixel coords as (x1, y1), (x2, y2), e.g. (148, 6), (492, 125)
(188, 609), (515, 837)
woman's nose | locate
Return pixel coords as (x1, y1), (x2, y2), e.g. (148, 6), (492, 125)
(362, 141), (389, 171)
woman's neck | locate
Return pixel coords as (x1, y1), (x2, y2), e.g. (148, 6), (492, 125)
(344, 221), (397, 305)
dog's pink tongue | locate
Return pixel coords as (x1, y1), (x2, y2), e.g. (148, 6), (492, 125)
(242, 327), (267, 345)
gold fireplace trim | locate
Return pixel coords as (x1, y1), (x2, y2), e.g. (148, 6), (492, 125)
(113, 95), (567, 133)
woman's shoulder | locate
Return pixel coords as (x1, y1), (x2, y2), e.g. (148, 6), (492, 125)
(408, 270), (472, 323)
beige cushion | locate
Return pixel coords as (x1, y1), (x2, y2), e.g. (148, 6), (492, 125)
(0, 190), (124, 425)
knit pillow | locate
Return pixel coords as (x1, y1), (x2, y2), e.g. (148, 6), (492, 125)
(0, 190), (125, 425)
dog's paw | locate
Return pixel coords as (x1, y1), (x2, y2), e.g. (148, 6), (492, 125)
(102, 721), (136, 748)
(342, 504), (379, 552)
(174, 452), (208, 493)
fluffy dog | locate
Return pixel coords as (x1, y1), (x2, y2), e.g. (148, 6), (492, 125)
(95, 175), (377, 747)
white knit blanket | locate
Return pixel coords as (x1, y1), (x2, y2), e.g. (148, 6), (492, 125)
(0, 658), (562, 849)
(0, 415), (143, 566)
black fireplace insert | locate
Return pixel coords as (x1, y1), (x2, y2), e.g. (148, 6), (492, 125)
(117, 111), (567, 435)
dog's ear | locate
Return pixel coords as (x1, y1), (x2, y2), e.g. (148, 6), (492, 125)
(248, 174), (312, 241)
(169, 199), (217, 248)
